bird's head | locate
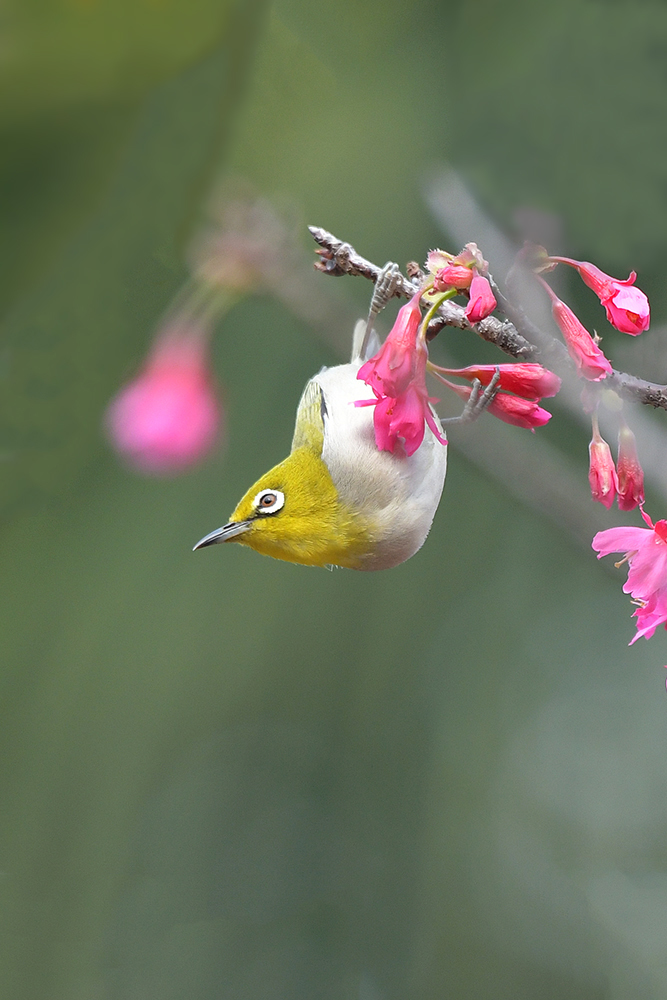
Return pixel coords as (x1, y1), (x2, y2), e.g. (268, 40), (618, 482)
(193, 445), (374, 569)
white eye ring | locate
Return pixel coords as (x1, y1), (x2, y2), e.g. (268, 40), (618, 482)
(253, 488), (285, 515)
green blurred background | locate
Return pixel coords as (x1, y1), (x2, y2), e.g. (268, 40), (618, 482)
(2, 1), (667, 997)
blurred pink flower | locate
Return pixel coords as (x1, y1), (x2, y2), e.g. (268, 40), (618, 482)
(539, 278), (612, 381)
(588, 420), (618, 509)
(593, 508), (667, 644)
(465, 273), (497, 322)
(106, 325), (222, 475)
(550, 256), (650, 335)
(356, 292), (447, 456)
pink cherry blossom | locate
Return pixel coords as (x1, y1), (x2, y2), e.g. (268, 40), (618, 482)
(439, 378), (552, 430)
(550, 256), (650, 335)
(539, 278), (612, 381)
(465, 273), (497, 322)
(433, 363), (561, 399)
(487, 392), (551, 429)
(593, 508), (667, 644)
(616, 422), (644, 511)
(360, 381), (446, 456)
(357, 293), (423, 398)
(106, 324), (222, 475)
(356, 292), (447, 456)
(588, 421), (618, 509)
(604, 284), (650, 335)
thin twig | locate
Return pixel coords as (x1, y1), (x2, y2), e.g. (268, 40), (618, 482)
(309, 226), (667, 411)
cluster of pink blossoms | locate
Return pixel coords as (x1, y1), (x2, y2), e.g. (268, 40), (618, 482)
(536, 255), (649, 381)
(355, 244), (564, 455)
(428, 243), (498, 323)
(103, 209), (666, 656)
(535, 255), (661, 647)
(355, 293), (447, 456)
(533, 252), (649, 515)
(588, 415), (644, 511)
(353, 241), (664, 654)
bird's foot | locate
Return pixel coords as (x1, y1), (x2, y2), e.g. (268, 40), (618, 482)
(357, 262), (402, 361)
(440, 367), (501, 426)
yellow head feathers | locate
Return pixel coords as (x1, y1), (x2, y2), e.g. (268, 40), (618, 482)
(193, 360), (447, 571)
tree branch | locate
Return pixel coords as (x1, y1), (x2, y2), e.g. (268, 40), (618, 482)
(309, 226), (667, 411)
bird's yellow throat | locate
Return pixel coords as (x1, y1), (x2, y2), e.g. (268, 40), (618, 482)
(228, 446), (375, 569)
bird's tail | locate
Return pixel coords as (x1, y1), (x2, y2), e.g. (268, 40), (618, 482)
(350, 319), (381, 364)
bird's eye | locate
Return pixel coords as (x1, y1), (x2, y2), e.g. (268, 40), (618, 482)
(253, 489), (285, 515)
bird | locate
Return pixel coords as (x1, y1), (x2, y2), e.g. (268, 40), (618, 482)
(193, 267), (449, 571)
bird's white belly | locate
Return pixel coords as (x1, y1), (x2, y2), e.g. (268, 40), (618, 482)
(313, 363), (448, 570)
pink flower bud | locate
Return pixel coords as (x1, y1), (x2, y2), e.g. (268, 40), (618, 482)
(426, 249), (452, 274)
(443, 379), (552, 430)
(604, 284), (650, 336)
(433, 264), (474, 292)
(464, 273), (497, 323)
(434, 362), (561, 399)
(106, 324), (222, 475)
(539, 279), (612, 381)
(365, 383), (446, 457)
(588, 421), (618, 508)
(487, 392), (552, 430)
(616, 421), (644, 511)
(549, 256), (650, 335)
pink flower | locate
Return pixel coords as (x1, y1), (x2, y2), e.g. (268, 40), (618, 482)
(593, 508), (667, 644)
(550, 256), (650, 335)
(441, 378), (552, 430)
(426, 243), (486, 278)
(357, 293), (423, 398)
(433, 363), (561, 399)
(356, 292), (447, 456)
(465, 273), (497, 322)
(539, 278), (612, 381)
(588, 421), (618, 509)
(616, 421), (644, 511)
(106, 324), (222, 475)
(433, 264), (473, 292)
(365, 382), (446, 457)
(488, 392), (552, 429)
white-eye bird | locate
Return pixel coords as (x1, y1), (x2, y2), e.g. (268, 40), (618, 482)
(194, 270), (449, 570)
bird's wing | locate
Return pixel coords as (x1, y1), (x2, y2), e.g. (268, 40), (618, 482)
(290, 378), (326, 455)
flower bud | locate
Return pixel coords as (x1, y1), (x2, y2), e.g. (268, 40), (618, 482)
(465, 273), (497, 322)
(539, 278), (612, 381)
(616, 420), (644, 511)
(442, 379), (552, 430)
(433, 264), (474, 292)
(588, 420), (618, 508)
(434, 363), (560, 399)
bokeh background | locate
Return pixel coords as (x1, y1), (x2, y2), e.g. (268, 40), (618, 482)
(3, 2), (667, 997)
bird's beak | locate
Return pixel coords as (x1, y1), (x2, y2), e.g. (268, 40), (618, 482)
(192, 521), (252, 550)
